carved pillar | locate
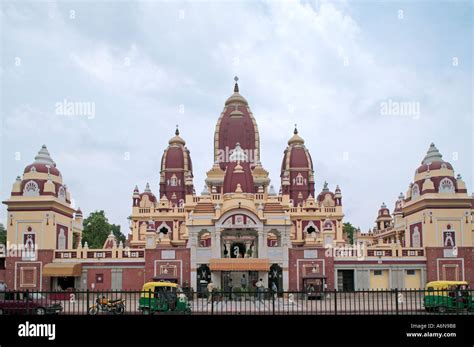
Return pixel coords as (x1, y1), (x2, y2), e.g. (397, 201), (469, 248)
(189, 229), (198, 290)
(214, 229), (222, 258)
(224, 240), (231, 258)
(258, 229), (265, 258)
(336, 219), (344, 243)
(296, 220), (303, 241)
(244, 240), (251, 258)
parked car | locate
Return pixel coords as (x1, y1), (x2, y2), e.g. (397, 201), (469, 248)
(0, 292), (63, 315)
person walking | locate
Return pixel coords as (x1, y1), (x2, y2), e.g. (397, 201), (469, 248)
(207, 281), (214, 304)
(256, 278), (264, 302)
(0, 281), (6, 300)
(228, 278), (233, 301)
(271, 281), (278, 300)
(240, 274), (247, 290)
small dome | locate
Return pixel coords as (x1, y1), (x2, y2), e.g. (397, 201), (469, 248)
(377, 202), (391, 218)
(24, 145), (61, 176)
(317, 182), (335, 202)
(393, 193), (404, 213)
(225, 77), (248, 106)
(161, 128), (192, 171)
(168, 127), (186, 146)
(288, 127), (304, 145)
(281, 127), (313, 175)
(103, 231), (117, 249)
(140, 183), (157, 202)
(422, 143), (443, 164)
(416, 143), (453, 174)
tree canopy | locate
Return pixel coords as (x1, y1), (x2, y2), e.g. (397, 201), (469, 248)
(0, 223), (6, 245)
(343, 222), (358, 245)
(81, 210), (126, 248)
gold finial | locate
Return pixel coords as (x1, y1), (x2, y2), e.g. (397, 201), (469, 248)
(294, 124), (298, 134)
(175, 124), (179, 136)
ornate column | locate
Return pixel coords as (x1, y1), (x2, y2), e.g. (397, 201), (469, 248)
(189, 229), (198, 290)
(214, 229), (222, 258)
(244, 240), (251, 258)
(257, 229), (265, 258)
(336, 219), (344, 243)
(296, 220), (303, 241)
(224, 240), (231, 258)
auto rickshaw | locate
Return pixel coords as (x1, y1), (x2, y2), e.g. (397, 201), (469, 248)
(138, 281), (191, 314)
(423, 281), (473, 313)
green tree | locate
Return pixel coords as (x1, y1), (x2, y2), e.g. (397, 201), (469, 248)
(343, 222), (358, 245)
(0, 223), (6, 245)
(81, 210), (125, 248)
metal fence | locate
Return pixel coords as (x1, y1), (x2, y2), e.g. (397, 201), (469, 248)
(0, 289), (472, 315)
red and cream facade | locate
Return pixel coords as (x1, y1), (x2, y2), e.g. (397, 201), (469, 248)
(1, 81), (473, 292)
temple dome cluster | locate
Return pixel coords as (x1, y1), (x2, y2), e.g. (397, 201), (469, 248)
(407, 143), (465, 201)
(3, 76), (474, 295)
(12, 145), (72, 204)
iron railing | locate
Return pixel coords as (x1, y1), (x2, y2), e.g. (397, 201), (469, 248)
(0, 288), (472, 315)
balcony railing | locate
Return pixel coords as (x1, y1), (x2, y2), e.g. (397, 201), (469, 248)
(54, 248), (145, 261)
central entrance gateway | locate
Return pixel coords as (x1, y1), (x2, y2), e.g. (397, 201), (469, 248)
(222, 271), (259, 292)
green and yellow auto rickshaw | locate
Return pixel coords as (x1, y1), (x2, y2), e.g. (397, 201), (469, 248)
(424, 281), (473, 313)
(138, 281), (191, 314)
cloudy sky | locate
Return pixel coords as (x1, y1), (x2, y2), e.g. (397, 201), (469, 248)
(1, 0), (472, 235)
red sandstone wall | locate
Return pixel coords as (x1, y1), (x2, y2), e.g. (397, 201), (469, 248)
(425, 247), (474, 284)
(144, 247), (190, 285)
(288, 247), (335, 291)
(4, 250), (54, 290)
(122, 268), (145, 290)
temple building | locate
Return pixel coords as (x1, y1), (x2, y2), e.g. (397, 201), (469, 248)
(1, 79), (473, 292)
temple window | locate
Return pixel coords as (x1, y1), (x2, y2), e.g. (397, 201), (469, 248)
(58, 228), (66, 249)
(439, 178), (454, 193)
(267, 231), (280, 247)
(23, 180), (40, 197)
(412, 227), (421, 247)
(58, 186), (66, 201)
(295, 173), (304, 185)
(199, 231), (211, 247)
(170, 175), (178, 186)
(411, 184), (420, 199)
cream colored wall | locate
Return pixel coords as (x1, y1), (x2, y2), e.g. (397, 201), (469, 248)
(7, 210), (74, 250)
(404, 270), (421, 289)
(404, 209), (470, 247)
(369, 270), (389, 289)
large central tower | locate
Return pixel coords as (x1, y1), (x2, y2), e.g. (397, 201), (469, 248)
(213, 77), (261, 170)
(207, 77), (270, 194)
